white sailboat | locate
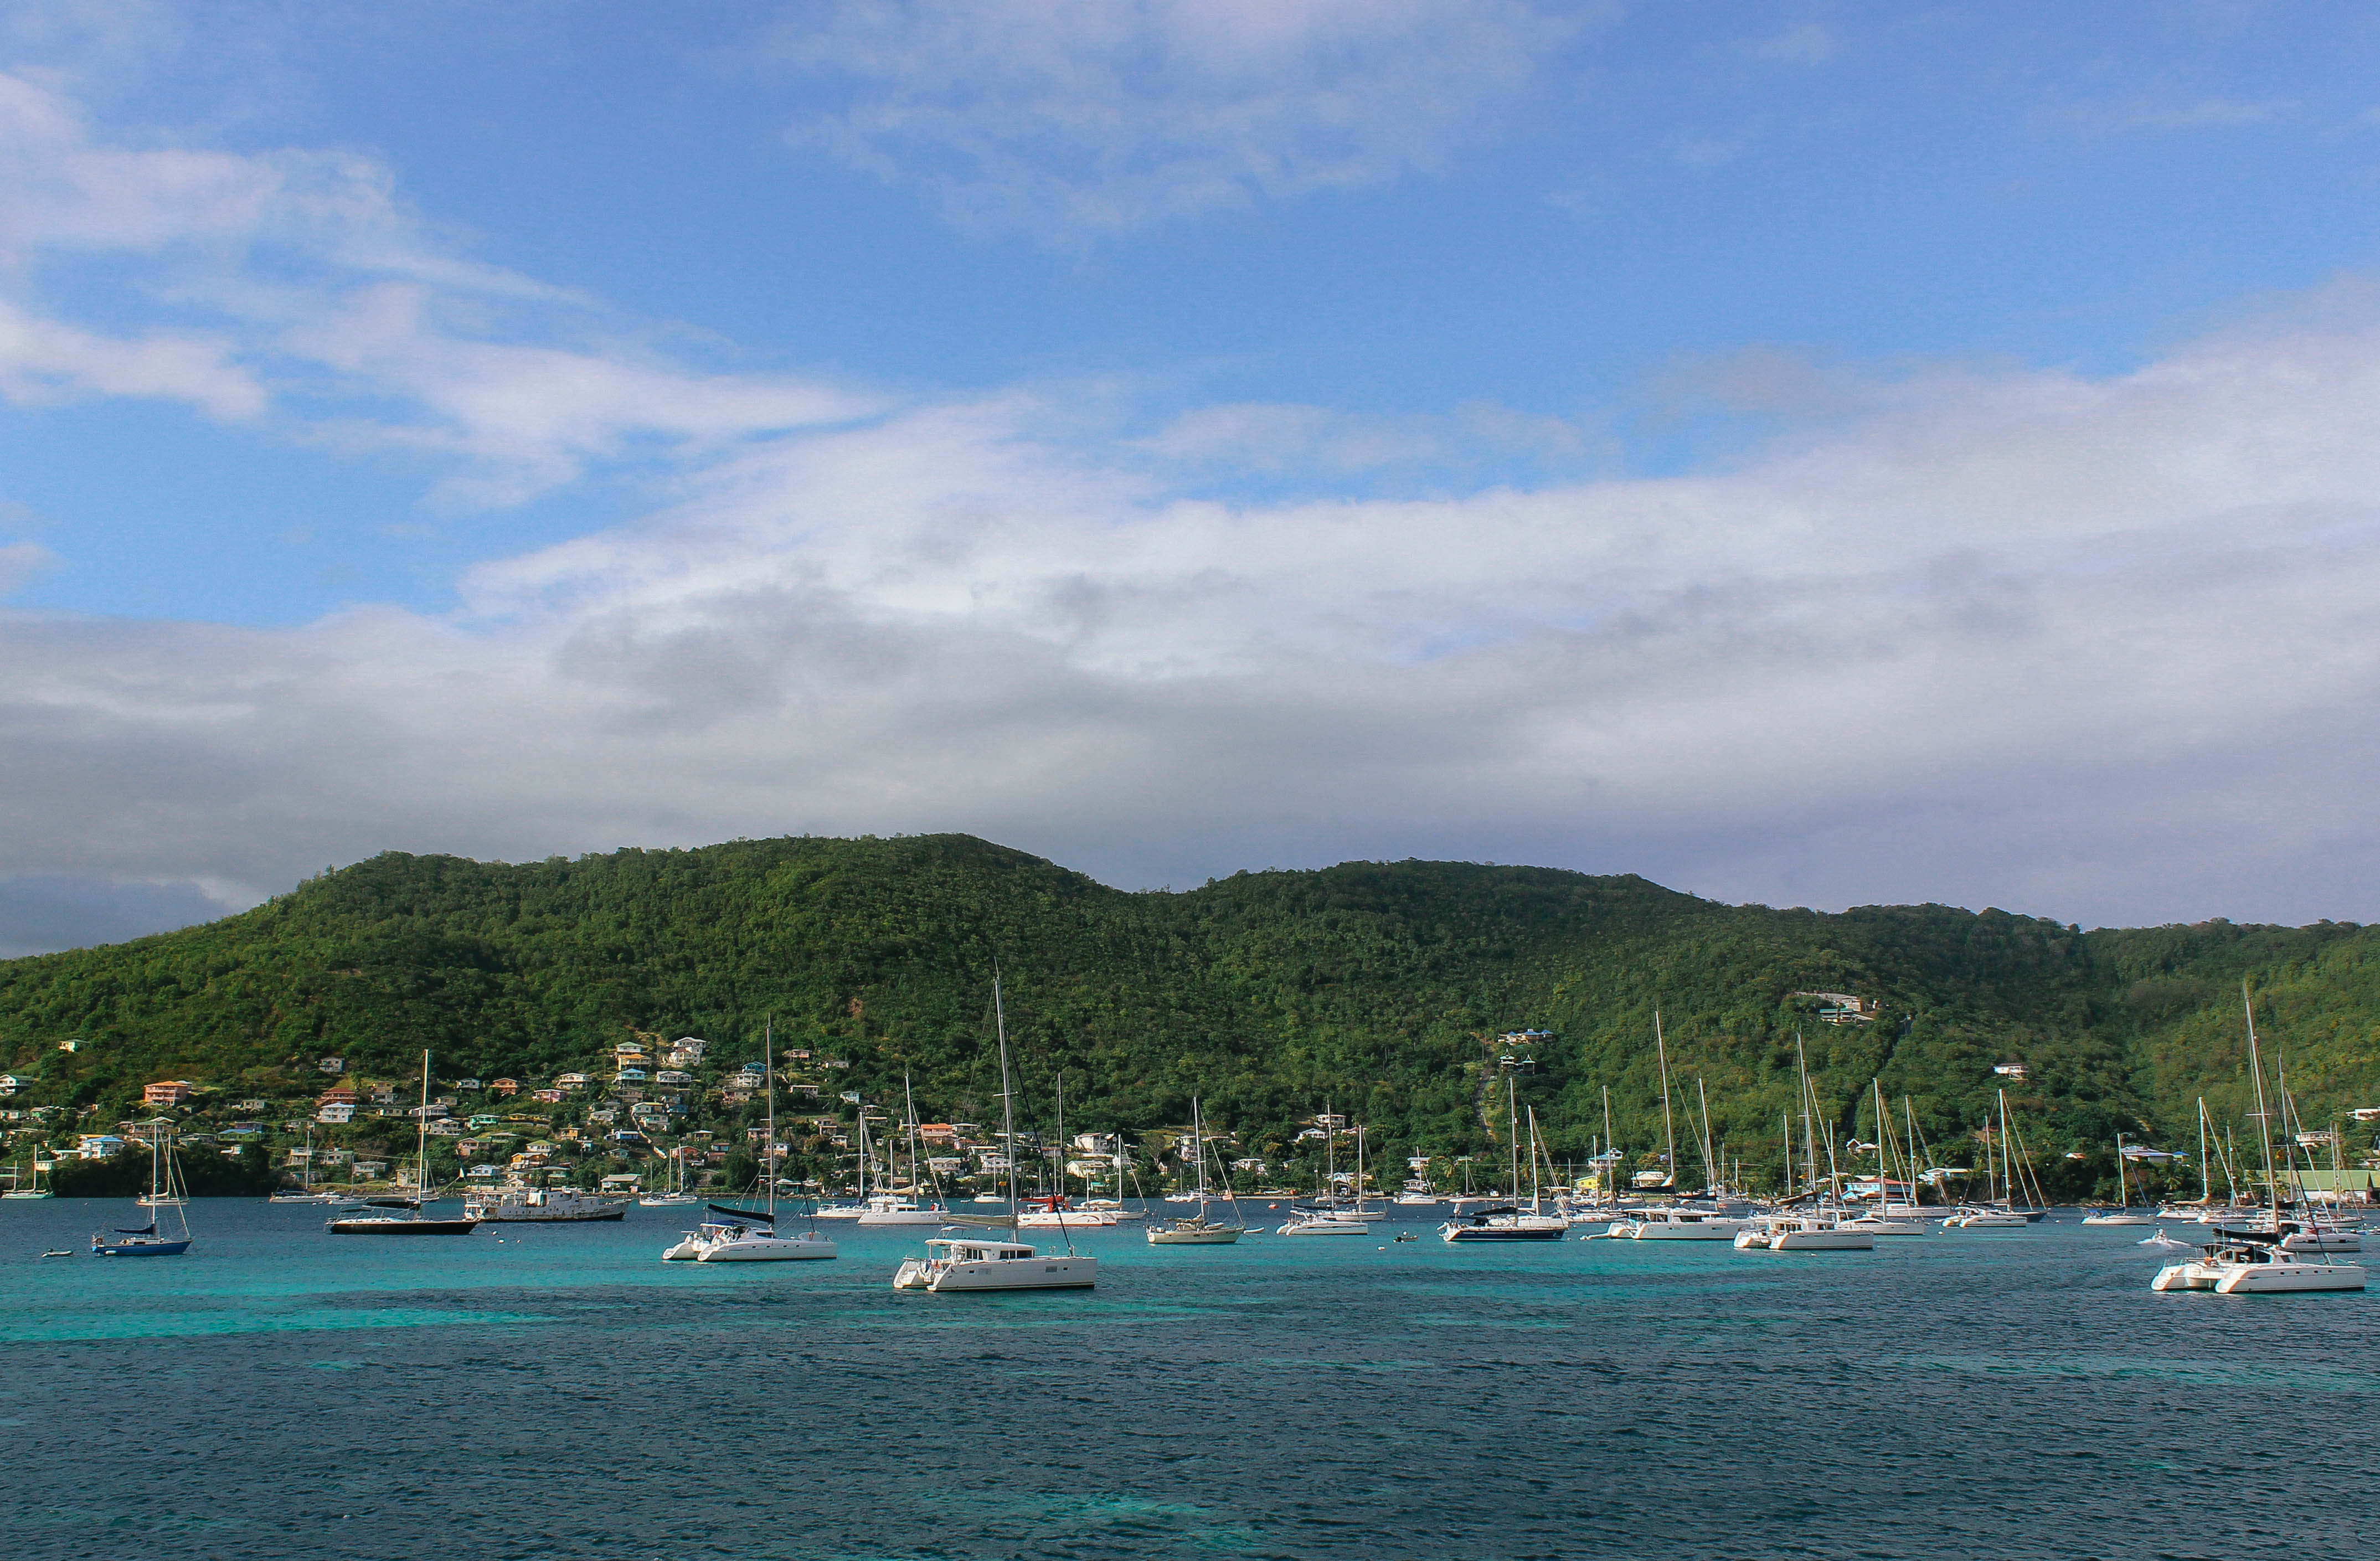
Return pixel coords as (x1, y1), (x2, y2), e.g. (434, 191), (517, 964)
(3, 1149), (54, 1199)
(1941, 1091), (2044, 1229)
(640, 1145), (700, 1207)
(892, 974), (1097, 1292)
(671, 1021), (837, 1262)
(858, 1075), (952, 1225)
(270, 1125), (341, 1203)
(2081, 1133), (2158, 1224)
(1147, 1096), (1246, 1244)
(1279, 1099), (1372, 1235)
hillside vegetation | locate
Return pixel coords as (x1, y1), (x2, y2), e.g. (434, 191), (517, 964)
(1, 835), (2374, 1194)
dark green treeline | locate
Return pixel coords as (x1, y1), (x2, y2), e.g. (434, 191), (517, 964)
(2, 834), (2373, 1178)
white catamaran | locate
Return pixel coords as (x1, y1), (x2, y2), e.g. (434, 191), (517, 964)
(2154, 988), (2363, 1295)
(892, 974), (1096, 1292)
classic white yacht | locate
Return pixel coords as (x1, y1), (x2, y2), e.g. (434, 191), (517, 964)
(890, 975), (1096, 1293)
(1147, 1097), (1246, 1245)
(663, 1022), (836, 1262)
(465, 1185), (626, 1222)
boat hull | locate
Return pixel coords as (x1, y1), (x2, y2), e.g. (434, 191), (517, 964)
(2214, 1263), (2363, 1294)
(1278, 1219), (1371, 1235)
(2081, 1213), (2157, 1225)
(1628, 1220), (1740, 1240)
(895, 1254), (1099, 1290)
(1768, 1229), (1875, 1250)
(696, 1235), (838, 1261)
(856, 1209), (950, 1226)
(1146, 1225), (1245, 1244)
(325, 1218), (480, 1235)
(92, 1238), (190, 1256)
(1442, 1224), (1567, 1241)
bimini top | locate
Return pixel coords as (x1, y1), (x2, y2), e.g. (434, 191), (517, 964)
(926, 1238), (1036, 1260)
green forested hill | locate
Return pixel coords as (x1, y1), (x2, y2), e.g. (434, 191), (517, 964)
(1, 834), (2374, 1194)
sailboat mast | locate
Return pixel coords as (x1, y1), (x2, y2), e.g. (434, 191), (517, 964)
(1507, 1076), (1520, 1201)
(1526, 1106), (1542, 1210)
(416, 1050), (432, 1217)
(1793, 1032), (1817, 1199)
(1655, 1012), (1678, 1192)
(1601, 1085), (1615, 1208)
(1192, 1096), (1207, 1212)
(995, 973), (1018, 1241)
(1324, 1098), (1337, 1207)
(2243, 982), (2279, 1221)
(1694, 1078), (1717, 1197)
(764, 1017), (776, 1219)
(2196, 1098), (2211, 1204)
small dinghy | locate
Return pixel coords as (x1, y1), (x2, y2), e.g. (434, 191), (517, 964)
(2138, 1228), (2195, 1255)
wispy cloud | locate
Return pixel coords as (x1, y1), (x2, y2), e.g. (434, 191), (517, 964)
(0, 69), (882, 504)
(2032, 95), (2296, 139)
(1735, 22), (1839, 67)
(758, 0), (1600, 235)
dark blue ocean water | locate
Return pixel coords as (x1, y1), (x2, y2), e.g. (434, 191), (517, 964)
(2, 1200), (2371, 1561)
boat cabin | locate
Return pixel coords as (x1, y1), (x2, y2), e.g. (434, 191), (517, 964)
(927, 1238), (1036, 1261)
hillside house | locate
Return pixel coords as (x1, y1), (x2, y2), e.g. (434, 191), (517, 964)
(489, 1078), (520, 1096)
(142, 1080), (197, 1107)
(316, 1103), (356, 1124)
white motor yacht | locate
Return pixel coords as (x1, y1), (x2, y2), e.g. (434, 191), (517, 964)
(1941, 1205), (2033, 1229)
(1278, 1207), (1372, 1235)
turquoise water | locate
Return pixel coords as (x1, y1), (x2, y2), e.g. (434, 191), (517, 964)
(2, 1200), (2371, 1560)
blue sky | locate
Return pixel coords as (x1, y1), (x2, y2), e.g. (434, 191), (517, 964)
(6, 1), (2380, 952)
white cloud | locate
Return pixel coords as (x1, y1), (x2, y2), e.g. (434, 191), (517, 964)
(8, 282), (2380, 941)
(0, 69), (880, 501)
(0, 537), (53, 594)
(763, 0), (1598, 233)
